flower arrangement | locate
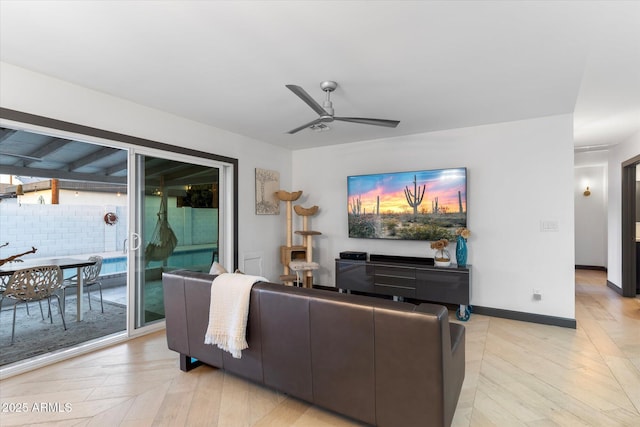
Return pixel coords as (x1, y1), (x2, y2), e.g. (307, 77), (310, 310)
(430, 238), (450, 265)
(456, 227), (471, 240)
(430, 238), (449, 252)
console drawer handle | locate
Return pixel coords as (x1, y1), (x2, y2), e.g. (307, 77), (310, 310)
(374, 283), (415, 290)
(375, 274), (415, 280)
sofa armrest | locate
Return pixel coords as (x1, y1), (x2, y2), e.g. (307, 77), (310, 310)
(414, 303), (465, 426)
(445, 322), (465, 427)
(450, 323), (465, 355)
(162, 272), (190, 357)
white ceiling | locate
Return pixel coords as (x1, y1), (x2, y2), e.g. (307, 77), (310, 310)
(1, 1), (639, 151)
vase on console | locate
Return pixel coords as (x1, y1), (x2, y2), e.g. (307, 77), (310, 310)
(430, 239), (451, 267)
(455, 227), (471, 267)
(434, 249), (451, 267)
(455, 235), (467, 267)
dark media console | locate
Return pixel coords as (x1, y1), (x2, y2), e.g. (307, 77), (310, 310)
(335, 254), (472, 320)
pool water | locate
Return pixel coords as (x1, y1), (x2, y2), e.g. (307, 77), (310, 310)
(101, 256), (127, 275)
(100, 247), (215, 276)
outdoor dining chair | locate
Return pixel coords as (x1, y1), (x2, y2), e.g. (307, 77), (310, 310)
(0, 274), (6, 305)
(0, 265), (67, 344)
(61, 255), (104, 313)
(1, 269), (46, 320)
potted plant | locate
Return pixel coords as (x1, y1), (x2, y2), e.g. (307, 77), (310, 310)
(430, 239), (451, 267)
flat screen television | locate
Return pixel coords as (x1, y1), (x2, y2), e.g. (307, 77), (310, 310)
(347, 167), (467, 240)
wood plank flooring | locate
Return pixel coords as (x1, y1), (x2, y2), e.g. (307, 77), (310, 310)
(0, 270), (638, 426)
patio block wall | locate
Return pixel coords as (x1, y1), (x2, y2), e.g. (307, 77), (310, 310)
(0, 199), (217, 261)
(144, 197), (218, 249)
(0, 203), (127, 259)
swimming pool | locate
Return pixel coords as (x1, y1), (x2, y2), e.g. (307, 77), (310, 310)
(100, 247), (216, 276)
(146, 246), (216, 270)
(101, 256), (128, 275)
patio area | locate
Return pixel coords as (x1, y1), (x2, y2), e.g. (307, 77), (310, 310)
(0, 276), (133, 367)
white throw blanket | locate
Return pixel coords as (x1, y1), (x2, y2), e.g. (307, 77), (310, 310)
(204, 273), (267, 358)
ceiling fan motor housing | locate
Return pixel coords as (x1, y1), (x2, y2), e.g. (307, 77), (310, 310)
(320, 81), (338, 92)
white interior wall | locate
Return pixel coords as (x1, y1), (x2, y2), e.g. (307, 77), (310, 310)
(1, 61), (580, 319)
(573, 160), (607, 267)
(0, 62), (290, 282)
(607, 130), (640, 289)
(293, 115), (576, 320)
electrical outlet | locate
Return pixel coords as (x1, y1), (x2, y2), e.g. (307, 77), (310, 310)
(533, 289), (542, 300)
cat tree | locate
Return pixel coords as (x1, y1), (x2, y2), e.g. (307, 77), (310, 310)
(292, 205), (320, 288)
(275, 190), (321, 287)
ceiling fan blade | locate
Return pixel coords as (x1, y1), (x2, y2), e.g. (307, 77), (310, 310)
(287, 118), (323, 134)
(334, 117), (400, 128)
(0, 152), (44, 161)
(286, 85), (328, 116)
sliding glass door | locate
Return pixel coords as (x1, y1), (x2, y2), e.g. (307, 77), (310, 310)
(1, 109), (237, 372)
(0, 127), (130, 366)
(130, 151), (225, 328)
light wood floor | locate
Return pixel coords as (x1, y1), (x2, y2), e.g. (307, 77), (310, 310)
(0, 270), (638, 426)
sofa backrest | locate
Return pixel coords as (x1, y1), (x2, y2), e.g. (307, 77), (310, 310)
(163, 270), (461, 427)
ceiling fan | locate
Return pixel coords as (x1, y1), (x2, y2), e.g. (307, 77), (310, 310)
(285, 81), (400, 134)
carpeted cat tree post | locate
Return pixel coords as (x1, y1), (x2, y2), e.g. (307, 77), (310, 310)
(292, 205), (320, 288)
(275, 190), (304, 285)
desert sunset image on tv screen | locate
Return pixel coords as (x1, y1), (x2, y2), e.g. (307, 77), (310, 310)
(347, 168), (467, 240)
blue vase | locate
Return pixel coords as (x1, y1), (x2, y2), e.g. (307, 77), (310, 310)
(456, 235), (467, 267)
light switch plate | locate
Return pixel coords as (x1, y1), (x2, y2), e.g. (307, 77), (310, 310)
(540, 220), (559, 232)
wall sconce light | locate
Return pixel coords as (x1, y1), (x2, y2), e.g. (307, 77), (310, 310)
(583, 186), (591, 197)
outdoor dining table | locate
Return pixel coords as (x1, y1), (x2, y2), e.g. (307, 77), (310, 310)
(0, 257), (97, 322)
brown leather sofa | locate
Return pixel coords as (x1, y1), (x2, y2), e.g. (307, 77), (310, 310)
(163, 270), (465, 427)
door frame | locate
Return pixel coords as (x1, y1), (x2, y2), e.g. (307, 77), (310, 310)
(621, 154), (639, 296)
(127, 146), (233, 331)
(0, 107), (239, 376)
